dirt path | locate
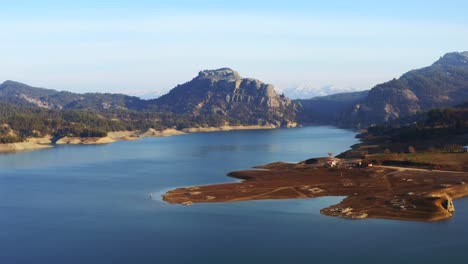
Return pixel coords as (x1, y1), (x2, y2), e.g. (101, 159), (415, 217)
(229, 186), (308, 201)
(376, 165), (464, 174)
(382, 169), (401, 194)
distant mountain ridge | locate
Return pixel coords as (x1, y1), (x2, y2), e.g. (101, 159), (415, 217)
(0, 80), (145, 111)
(296, 90), (369, 124)
(0, 68), (297, 127)
(1, 51), (468, 129)
(297, 51), (468, 127)
(279, 85), (362, 100)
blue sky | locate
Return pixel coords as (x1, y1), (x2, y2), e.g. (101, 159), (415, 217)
(1, 0), (468, 98)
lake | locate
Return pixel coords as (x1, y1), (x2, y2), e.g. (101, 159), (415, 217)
(1, 126), (467, 263)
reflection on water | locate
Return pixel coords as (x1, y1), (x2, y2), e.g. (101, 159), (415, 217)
(198, 143), (279, 154)
(0, 126), (467, 264)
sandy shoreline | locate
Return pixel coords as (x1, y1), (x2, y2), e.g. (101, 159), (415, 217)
(181, 125), (277, 133)
(0, 125), (282, 153)
(0, 136), (54, 153)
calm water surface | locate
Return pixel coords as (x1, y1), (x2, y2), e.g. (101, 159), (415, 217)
(1, 126), (467, 263)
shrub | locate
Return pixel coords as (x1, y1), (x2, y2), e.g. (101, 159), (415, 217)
(0, 134), (24, 143)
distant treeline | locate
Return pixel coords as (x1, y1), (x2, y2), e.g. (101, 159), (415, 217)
(0, 103), (231, 143)
(366, 104), (468, 143)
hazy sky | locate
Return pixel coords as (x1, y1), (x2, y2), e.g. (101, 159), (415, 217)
(1, 0), (468, 98)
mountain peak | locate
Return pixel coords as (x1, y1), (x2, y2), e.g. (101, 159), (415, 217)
(1, 80), (26, 87)
(198, 68), (241, 81)
(433, 51), (468, 67)
(154, 68), (296, 126)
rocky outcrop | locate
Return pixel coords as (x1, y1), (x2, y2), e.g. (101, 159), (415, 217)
(151, 68), (297, 127)
(55, 136), (117, 145)
(107, 131), (141, 140)
(138, 128), (185, 137)
(3, 52), (467, 128)
(0, 69), (297, 127)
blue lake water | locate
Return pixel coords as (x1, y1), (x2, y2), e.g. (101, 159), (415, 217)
(1, 126), (468, 263)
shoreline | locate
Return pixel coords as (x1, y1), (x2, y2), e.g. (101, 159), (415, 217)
(163, 158), (468, 222)
(181, 124), (277, 133)
(0, 139), (54, 153)
(0, 124), (285, 154)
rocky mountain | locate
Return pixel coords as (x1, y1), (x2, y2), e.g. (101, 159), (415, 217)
(151, 68), (297, 127)
(4, 51), (466, 129)
(296, 90), (369, 124)
(0, 80), (145, 111)
(0, 68), (297, 127)
(342, 52), (468, 127)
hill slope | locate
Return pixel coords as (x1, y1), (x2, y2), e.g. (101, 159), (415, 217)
(344, 52), (468, 126)
(0, 68), (298, 131)
(0, 80), (145, 111)
(151, 68), (297, 127)
(296, 90), (369, 124)
(3, 52), (467, 129)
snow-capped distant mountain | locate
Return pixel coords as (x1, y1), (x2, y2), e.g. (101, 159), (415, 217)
(123, 89), (169, 100)
(276, 85), (364, 99)
(126, 85), (363, 100)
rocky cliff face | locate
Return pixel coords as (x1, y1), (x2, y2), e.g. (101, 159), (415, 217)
(152, 68), (297, 127)
(343, 52), (468, 127)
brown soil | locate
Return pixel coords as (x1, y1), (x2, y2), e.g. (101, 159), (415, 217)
(367, 152), (468, 172)
(163, 159), (468, 221)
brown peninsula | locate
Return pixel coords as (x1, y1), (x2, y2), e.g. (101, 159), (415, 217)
(163, 157), (468, 221)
